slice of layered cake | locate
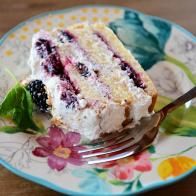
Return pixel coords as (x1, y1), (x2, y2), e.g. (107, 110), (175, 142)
(28, 22), (157, 140)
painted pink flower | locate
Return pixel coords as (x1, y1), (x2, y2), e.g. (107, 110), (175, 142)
(99, 151), (152, 180)
(32, 126), (85, 171)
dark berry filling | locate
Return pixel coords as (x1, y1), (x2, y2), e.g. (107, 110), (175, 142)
(59, 30), (75, 43)
(35, 37), (79, 109)
(61, 91), (78, 109)
(41, 53), (64, 76)
(35, 38), (64, 76)
(26, 80), (49, 112)
(60, 71), (79, 109)
(76, 62), (91, 77)
(57, 31), (93, 79)
(42, 54), (79, 108)
(60, 72), (79, 94)
(96, 33), (145, 89)
(118, 60), (145, 89)
(57, 32), (92, 78)
(35, 39), (55, 58)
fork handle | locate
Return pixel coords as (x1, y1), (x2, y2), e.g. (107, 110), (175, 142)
(160, 86), (196, 115)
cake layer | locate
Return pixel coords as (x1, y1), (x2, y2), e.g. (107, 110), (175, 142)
(92, 23), (157, 111)
(51, 29), (133, 104)
(28, 22), (157, 140)
(66, 23), (154, 120)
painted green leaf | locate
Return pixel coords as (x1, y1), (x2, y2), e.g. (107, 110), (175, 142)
(94, 168), (108, 173)
(148, 145), (156, 153)
(0, 126), (24, 133)
(136, 179), (143, 190)
(164, 55), (196, 85)
(167, 127), (196, 137)
(123, 182), (134, 193)
(109, 179), (127, 186)
(94, 168), (108, 180)
(109, 10), (171, 69)
(155, 96), (196, 137)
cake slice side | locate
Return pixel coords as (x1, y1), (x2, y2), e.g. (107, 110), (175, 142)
(67, 23), (155, 121)
(92, 23), (157, 112)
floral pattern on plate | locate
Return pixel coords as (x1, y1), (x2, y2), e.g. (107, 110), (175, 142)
(32, 127), (85, 170)
(0, 6), (195, 195)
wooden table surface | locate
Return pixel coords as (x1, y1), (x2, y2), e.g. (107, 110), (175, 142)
(0, 0), (195, 195)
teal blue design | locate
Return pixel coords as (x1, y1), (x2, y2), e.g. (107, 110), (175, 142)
(148, 145), (156, 153)
(109, 10), (196, 85)
(72, 168), (111, 193)
(109, 10), (171, 69)
(135, 179), (143, 190)
(123, 181), (134, 193)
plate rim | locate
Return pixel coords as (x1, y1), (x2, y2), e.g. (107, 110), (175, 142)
(0, 4), (195, 195)
(1, 159), (195, 196)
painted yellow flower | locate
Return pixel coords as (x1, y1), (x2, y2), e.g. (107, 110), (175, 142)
(158, 156), (196, 180)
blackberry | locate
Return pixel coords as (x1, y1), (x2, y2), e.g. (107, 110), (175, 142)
(120, 61), (145, 89)
(35, 39), (53, 58)
(42, 53), (64, 76)
(76, 62), (91, 77)
(61, 91), (78, 109)
(26, 80), (49, 112)
(59, 30), (75, 43)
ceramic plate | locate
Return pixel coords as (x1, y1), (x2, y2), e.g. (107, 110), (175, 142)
(0, 5), (195, 195)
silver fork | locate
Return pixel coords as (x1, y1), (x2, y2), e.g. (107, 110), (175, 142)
(78, 87), (196, 165)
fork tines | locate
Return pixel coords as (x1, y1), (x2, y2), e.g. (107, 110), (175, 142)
(85, 144), (140, 165)
(78, 127), (144, 164)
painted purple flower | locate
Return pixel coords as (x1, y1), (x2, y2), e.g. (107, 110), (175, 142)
(32, 126), (85, 171)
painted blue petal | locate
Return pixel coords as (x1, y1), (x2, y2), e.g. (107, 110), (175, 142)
(72, 169), (111, 193)
(79, 175), (111, 193)
(112, 22), (161, 53)
(139, 14), (171, 50)
(124, 10), (171, 50)
(72, 168), (95, 177)
(109, 10), (171, 70)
